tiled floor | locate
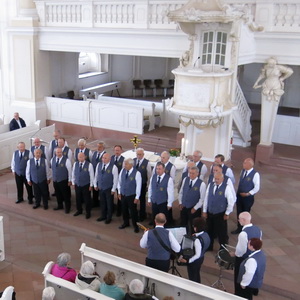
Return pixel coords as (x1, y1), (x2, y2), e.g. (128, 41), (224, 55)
(0, 128), (299, 300)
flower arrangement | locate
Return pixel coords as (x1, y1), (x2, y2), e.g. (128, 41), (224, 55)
(169, 148), (181, 157)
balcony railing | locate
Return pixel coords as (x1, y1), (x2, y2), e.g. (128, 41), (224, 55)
(34, 0), (300, 32)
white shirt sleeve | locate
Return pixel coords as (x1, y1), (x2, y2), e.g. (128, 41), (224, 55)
(117, 169), (123, 192)
(170, 165), (176, 181)
(189, 238), (202, 263)
(135, 171), (142, 199)
(26, 160), (31, 182)
(200, 163), (208, 181)
(67, 149), (73, 163)
(235, 231), (248, 257)
(140, 230), (149, 249)
(169, 231), (181, 253)
(111, 165), (119, 193)
(11, 152), (16, 172)
(148, 176), (153, 202)
(227, 178), (236, 200)
(146, 162), (152, 186)
(88, 163), (94, 187)
(93, 163), (99, 188)
(178, 177), (186, 205)
(240, 258), (257, 287)
(249, 172), (260, 195)
(71, 164), (76, 185)
(193, 181), (207, 211)
(226, 168), (235, 185)
(167, 177), (175, 207)
(65, 159), (72, 182)
(88, 150), (93, 162)
(202, 183), (210, 213)
(225, 184), (236, 215)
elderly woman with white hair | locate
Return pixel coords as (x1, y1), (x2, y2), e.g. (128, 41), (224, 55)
(75, 260), (101, 291)
(125, 279), (157, 300)
(42, 287), (55, 300)
(51, 252), (77, 283)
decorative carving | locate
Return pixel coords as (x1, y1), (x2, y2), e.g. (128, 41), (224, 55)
(253, 57), (293, 102)
(179, 115), (224, 129)
(179, 50), (190, 68)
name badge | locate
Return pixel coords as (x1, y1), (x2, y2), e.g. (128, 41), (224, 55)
(130, 177), (134, 181)
(194, 187), (198, 191)
(107, 169), (111, 173)
(84, 168), (88, 171)
(141, 166), (145, 169)
(218, 191), (223, 196)
(160, 187), (164, 191)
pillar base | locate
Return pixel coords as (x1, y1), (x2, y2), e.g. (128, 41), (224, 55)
(255, 143), (274, 164)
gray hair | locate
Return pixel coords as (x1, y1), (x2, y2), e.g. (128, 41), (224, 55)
(80, 260), (95, 276)
(136, 147), (144, 153)
(42, 287), (55, 300)
(98, 141), (105, 147)
(193, 150), (203, 158)
(78, 138), (86, 146)
(57, 253), (71, 267)
(125, 158), (134, 165)
(129, 279), (144, 294)
(161, 151), (170, 158)
(189, 166), (199, 173)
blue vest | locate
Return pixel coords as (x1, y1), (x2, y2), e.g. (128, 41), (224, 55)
(151, 174), (169, 205)
(29, 158), (47, 184)
(14, 150), (30, 176)
(181, 170), (188, 182)
(182, 178), (203, 209)
(91, 151), (106, 170)
(111, 155), (124, 173)
(196, 161), (204, 174)
(197, 232), (211, 258)
(75, 148), (91, 162)
(31, 145), (46, 159)
(238, 250), (266, 289)
(97, 162), (114, 190)
(208, 174), (229, 185)
(147, 227), (171, 260)
(242, 225), (262, 258)
(211, 164), (228, 175)
(74, 161), (91, 187)
(120, 168), (137, 196)
(164, 162), (173, 176)
(238, 169), (257, 193)
(207, 182), (227, 214)
(50, 139), (58, 158)
(61, 146), (70, 159)
(134, 158), (149, 184)
(52, 156), (68, 182)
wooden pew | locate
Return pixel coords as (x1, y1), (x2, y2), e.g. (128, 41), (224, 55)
(42, 262), (114, 300)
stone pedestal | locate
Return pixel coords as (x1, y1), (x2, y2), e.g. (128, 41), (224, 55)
(255, 143), (274, 164)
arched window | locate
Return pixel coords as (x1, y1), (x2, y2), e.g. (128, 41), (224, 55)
(78, 52), (102, 75)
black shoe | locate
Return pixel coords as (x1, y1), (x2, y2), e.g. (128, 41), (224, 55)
(119, 224), (129, 229)
(134, 227), (140, 233)
(231, 229), (241, 235)
(86, 213), (91, 219)
(73, 211), (82, 216)
(33, 205), (40, 209)
(44, 206), (48, 210)
(15, 199), (24, 204)
(53, 207), (63, 211)
(105, 219), (111, 224)
(97, 217), (106, 222)
(51, 193), (56, 197)
(253, 288), (259, 296)
(65, 210), (70, 214)
(28, 199), (33, 204)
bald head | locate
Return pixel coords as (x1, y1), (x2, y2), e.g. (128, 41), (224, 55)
(214, 172), (224, 185)
(243, 158), (254, 171)
(102, 153), (111, 164)
(33, 137), (41, 147)
(238, 212), (252, 226)
(78, 152), (86, 162)
(160, 151), (170, 164)
(155, 213), (166, 225)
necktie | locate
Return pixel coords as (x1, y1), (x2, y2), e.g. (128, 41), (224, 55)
(96, 152), (100, 161)
(115, 157), (118, 163)
(244, 171), (248, 178)
(56, 140), (58, 146)
(189, 180), (192, 189)
(102, 164), (106, 174)
(136, 160), (140, 169)
(79, 163), (83, 171)
(157, 176), (161, 185)
(56, 158), (59, 167)
(125, 170), (129, 179)
(214, 184), (219, 195)
(36, 160), (39, 168)
(20, 152), (23, 160)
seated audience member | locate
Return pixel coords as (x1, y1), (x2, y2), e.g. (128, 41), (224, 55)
(9, 112), (26, 131)
(42, 287), (55, 300)
(125, 279), (154, 300)
(75, 260), (101, 291)
(100, 271), (125, 300)
(51, 253), (76, 283)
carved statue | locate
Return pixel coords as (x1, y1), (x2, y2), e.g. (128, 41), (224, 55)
(179, 50), (190, 68)
(253, 57), (293, 102)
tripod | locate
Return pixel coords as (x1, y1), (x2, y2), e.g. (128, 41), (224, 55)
(168, 258), (182, 277)
(211, 266), (227, 291)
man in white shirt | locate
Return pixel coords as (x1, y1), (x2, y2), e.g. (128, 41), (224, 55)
(140, 213), (180, 272)
(117, 158), (142, 233)
(152, 151), (176, 181)
(212, 154), (235, 184)
(202, 173), (236, 251)
(182, 150), (208, 181)
(9, 112), (26, 131)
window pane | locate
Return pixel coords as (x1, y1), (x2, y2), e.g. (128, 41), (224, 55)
(215, 54), (220, 64)
(203, 44), (207, 53)
(222, 33), (227, 43)
(222, 44), (226, 54)
(204, 33), (208, 43)
(207, 54), (212, 64)
(217, 32), (222, 42)
(208, 43), (213, 52)
(209, 32), (213, 41)
(221, 56), (225, 66)
(216, 43), (221, 53)
(202, 56), (206, 64)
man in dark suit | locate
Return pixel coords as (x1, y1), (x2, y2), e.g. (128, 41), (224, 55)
(9, 112), (26, 131)
(11, 142), (33, 204)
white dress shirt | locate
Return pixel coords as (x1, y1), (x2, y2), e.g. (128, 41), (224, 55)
(209, 176), (236, 200)
(140, 225), (181, 253)
(11, 150), (26, 173)
(117, 167), (142, 199)
(76, 147), (93, 162)
(203, 182), (236, 215)
(152, 161), (176, 181)
(93, 163), (119, 192)
(240, 168), (260, 195)
(235, 224), (262, 257)
(183, 161), (208, 181)
(136, 157), (152, 186)
(71, 161), (94, 187)
(240, 250), (262, 287)
(16, 119), (22, 128)
(148, 173), (174, 207)
(50, 156), (72, 182)
(178, 177), (206, 211)
(26, 158), (51, 182)
(188, 231), (205, 263)
(62, 146), (73, 163)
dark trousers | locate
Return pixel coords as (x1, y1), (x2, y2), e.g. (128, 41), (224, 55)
(187, 256), (204, 283)
(180, 207), (201, 234)
(75, 184), (91, 214)
(100, 188), (113, 220)
(121, 194), (138, 228)
(33, 180), (49, 207)
(152, 202), (169, 224)
(139, 183), (147, 220)
(92, 189), (99, 207)
(113, 188), (122, 215)
(146, 257), (170, 273)
(15, 173), (33, 201)
(236, 194), (255, 230)
(236, 286), (255, 300)
(234, 256), (244, 295)
(53, 180), (71, 212)
(207, 212), (228, 250)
